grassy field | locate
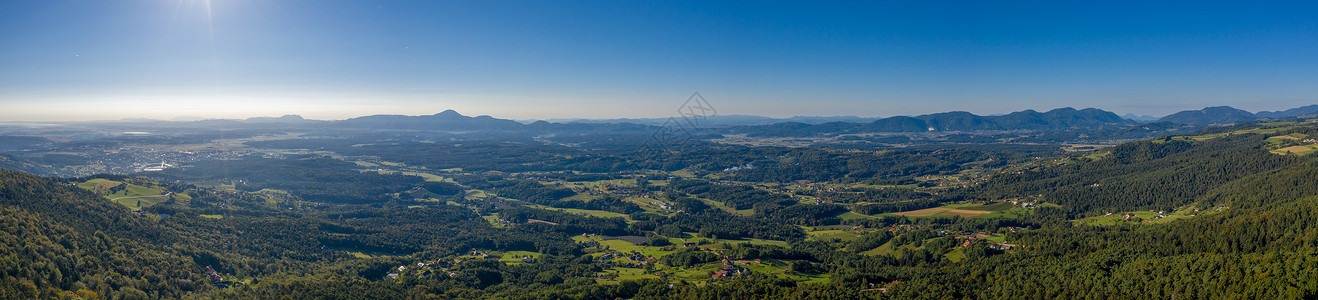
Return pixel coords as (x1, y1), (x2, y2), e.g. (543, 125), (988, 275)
(530, 205), (629, 218)
(596, 267), (662, 284)
(806, 230), (860, 242)
(1164, 123), (1300, 144)
(945, 202), (1018, 211)
(863, 240), (909, 256)
(574, 235), (674, 258)
(943, 248), (966, 262)
(1272, 145), (1318, 155)
(889, 201), (1053, 219)
(495, 250), (543, 265)
(1074, 206), (1207, 226)
(76, 179), (188, 210)
(401, 171), (454, 182)
(697, 197), (753, 216)
(837, 212), (873, 220)
(466, 190), (489, 198)
(482, 215), (507, 228)
(76, 178), (122, 190)
(893, 207), (991, 218)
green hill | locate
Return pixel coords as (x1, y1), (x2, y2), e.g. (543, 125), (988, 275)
(0, 170), (207, 299)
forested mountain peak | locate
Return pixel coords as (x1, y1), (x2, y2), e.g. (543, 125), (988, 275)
(1257, 104), (1318, 119)
(1157, 106), (1257, 125)
(728, 107), (1135, 136)
(435, 109), (465, 118)
(333, 110), (525, 131)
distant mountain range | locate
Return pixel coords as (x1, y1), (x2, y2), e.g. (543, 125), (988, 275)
(1256, 104), (1318, 119)
(1157, 106), (1259, 125)
(1121, 113), (1159, 122)
(1157, 105), (1318, 125)
(722, 107), (1136, 136)
(538, 115), (880, 127)
(331, 109), (524, 131)
(28, 104), (1316, 134)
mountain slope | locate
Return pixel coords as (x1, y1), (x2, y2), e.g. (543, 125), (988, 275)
(978, 122), (1316, 217)
(729, 107), (1134, 136)
(333, 110), (525, 131)
(0, 171), (208, 299)
(1157, 106), (1257, 125)
(0, 153), (51, 175)
(1257, 104), (1318, 119)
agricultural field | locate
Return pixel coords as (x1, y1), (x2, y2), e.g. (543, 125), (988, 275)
(1272, 145), (1318, 155)
(529, 205), (629, 219)
(892, 207), (991, 218)
(1262, 133), (1318, 155)
(888, 201), (1044, 218)
(1074, 206), (1212, 226)
(1163, 122), (1303, 144)
(75, 178), (188, 210)
(805, 229), (861, 242)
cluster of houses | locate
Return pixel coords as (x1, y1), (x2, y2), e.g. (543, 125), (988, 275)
(384, 250), (538, 281)
(865, 280), (903, 293)
(386, 258), (465, 281)
(648, 201), (680, 214)
(882, 224), (922, 232)
(919, 175), (985, 189)
(1117, 210), (1178, 221)
(579, 188), (650, 199)
(469, 250), (502, 260)
(203, 266), (244, 288)
(941, 231), (1016, 250)
(595, 251), (657, 269)
(1008, 196), (1042, 208)
(956, 236), (1015, 250)
(710, 259), (750, 278)
(488, 216), (516, 227)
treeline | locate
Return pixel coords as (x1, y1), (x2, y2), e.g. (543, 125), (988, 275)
(150, 157), (431, 204)
(666, 179), (794, 210)
(813, 187), (935, 204)
(852, 199), (942, 215)
(499, 207), (632, 236)
(627, 197), (807, 241)
(455, 176), (643, 214)
(754, 202), (848, 226)
(978, 133), (1302, 217)
(729, 148), (1024, 184)
(0, 170), (211, 299)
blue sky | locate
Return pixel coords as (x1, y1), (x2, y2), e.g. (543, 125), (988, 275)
(2, 1), (1316, 121)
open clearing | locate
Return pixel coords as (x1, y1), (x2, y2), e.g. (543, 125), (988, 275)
(947, 202), (1018, 211)
(1272, 145), (1318, 155)
(76, 179), (189, 210)
(893, 207), (991, 218)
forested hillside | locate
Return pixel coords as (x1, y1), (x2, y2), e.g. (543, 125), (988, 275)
(3, 121), (1318, 299)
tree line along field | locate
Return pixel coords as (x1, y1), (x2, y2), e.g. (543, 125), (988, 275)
(73, 177), (192, 210)
(3, 119), (1318, 299)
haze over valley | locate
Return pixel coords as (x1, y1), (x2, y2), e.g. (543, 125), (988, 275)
(4, 1), (1318, 299)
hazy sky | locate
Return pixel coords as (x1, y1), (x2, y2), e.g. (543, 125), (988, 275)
(2, 1), (1317, 121)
